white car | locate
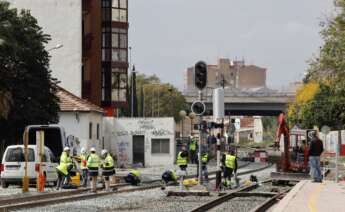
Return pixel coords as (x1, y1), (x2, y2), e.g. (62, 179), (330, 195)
(0, 145), (59, 188)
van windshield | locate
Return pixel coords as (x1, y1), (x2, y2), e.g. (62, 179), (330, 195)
(5, 148), (35, 162)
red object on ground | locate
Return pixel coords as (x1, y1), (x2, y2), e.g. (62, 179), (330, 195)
(341, 144), (345, 156)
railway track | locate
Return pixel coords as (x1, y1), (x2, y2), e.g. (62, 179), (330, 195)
(190, 179), (292, 212)
(0, 163), (271, 211)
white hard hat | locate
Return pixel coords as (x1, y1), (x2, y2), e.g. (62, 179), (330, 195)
(101, 149), (108, 155)
(90, 147), (96, 152)
(81, 147), (86, 154)
(64, 147), (70, 151)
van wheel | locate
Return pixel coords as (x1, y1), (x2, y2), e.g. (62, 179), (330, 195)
(1, 180), (8, 188)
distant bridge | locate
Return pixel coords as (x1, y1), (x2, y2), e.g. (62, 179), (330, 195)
(184, 88), (295, 116)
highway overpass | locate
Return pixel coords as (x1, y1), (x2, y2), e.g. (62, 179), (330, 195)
(184, 89), (295, 116)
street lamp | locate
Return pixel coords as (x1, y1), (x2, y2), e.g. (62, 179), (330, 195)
(131, 66), (136, 117)
(189, 112), (196, 135)
(179, 110), (187, 137)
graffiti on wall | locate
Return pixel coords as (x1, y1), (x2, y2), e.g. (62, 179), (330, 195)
(138, 119), (155, 130)
(116, 140), (129, 165)
(151, 129), (174, 136)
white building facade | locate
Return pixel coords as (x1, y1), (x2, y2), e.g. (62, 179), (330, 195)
(11, 0), (82, 97)
(56, 87), (104, 153)
(104, 118), (176, 167)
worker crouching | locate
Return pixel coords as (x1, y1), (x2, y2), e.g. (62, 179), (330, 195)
(124, 169), (141, 186)
(56, 147), (73, 190)
(161, 169), (178, 190)
(101, 149), (115, 191)
(87, 147), (100, 192)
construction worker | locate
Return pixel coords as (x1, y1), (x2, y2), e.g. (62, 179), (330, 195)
(189, 136), (197, 164)
(124, 169), (141, 186)
(80, 147), (88, 187)
(176, 145), (188, 172)
(56, 158), (68, 190)
(56, 147), (73, 189)
(161, 169), (178, 190)
(101, 149), (115, 191)
(87, 147), (100, 192)
(201, 151), (209, 182)
(221, 149), (238, 188)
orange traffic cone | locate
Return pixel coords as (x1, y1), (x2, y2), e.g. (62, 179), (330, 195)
(38, 173), (46, 192)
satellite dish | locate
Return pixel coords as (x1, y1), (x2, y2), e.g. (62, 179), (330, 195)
(321, 125), (331, 135)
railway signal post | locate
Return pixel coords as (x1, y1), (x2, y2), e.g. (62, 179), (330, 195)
(192, 61), (207, 184)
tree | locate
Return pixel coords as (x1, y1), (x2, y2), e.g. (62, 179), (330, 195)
(289, 0), (345, 130)
(134, 74), (187, 121)
(0, 1), (60, 146)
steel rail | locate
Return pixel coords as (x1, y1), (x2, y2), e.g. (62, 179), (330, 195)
(190, 183), (260, 212)
(0, 163), (269, 211)
(249, 191), (288, 212)
(0, 162), (252, 207)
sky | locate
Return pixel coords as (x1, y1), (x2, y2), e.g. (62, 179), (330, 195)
(129, 0), (334, 90)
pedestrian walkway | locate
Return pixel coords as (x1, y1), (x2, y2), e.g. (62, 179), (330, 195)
(272, 180), (345, 212)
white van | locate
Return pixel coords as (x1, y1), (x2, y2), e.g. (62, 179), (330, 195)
(0, 145), (59, 188)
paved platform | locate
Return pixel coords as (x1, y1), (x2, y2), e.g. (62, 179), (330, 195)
(272, 180), (345, 212)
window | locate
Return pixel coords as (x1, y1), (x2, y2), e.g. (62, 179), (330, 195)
(5, 148), (35, 162)
(111, 71), (127, 102)
(113, 0), (127, 9)
(151, 139), (170, 154)
(89, 122), (93, 139)
(112, 1), (127, 22)
(97, 124), (100, 140)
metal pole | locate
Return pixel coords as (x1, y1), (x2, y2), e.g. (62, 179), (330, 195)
(182, 118), (184, 137)
(198, 90), (202, 184)
(151, 89), (154, 117)
(143, 85), (145, 117)
(157, 88), (160, 117)
(131, 71), (134, 117)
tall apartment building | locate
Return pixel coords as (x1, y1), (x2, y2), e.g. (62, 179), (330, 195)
(185, 58), (266, 91)
(11, 0), (129, 116)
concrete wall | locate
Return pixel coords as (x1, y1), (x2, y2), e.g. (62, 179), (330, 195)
(11, 0), (82, 97)
(58, 111), (103, 153)
(104, 117), (175, 167)
(253, 117), (263, 143)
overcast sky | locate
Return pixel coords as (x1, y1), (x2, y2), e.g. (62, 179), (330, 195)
(129, 0), (334, 90)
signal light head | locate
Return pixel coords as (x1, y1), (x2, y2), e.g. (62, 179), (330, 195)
(194, 61), (207, 90)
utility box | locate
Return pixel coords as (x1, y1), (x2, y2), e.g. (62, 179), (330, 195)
(213, 88), (224, 121)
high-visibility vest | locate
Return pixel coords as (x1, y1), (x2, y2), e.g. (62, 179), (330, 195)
(103, 154), (114, 169)
(225, 154), (236, 169)
(189, 140), (197, 151)
(80, 154), (88, 170)
(56, 163), (68, 176)
(130, 169), (140, 177)
(201, 153), (208, 163)
(87, 153), (100, 169)
(171, 170), (177, 181)
(60, 152), (72, 167)
(176, 152), (187, 166)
